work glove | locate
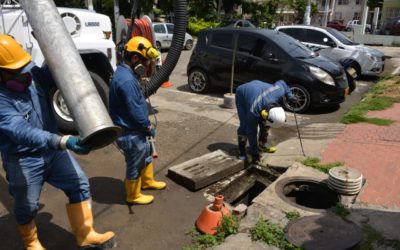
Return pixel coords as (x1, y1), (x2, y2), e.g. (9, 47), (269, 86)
(145, 126), (156, 138)
(60, 136), (91, 155)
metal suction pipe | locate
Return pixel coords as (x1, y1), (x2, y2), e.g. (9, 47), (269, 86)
(19, 0), (121, 149)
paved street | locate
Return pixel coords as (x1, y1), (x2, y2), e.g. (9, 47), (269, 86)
(0, 45), (399, 249)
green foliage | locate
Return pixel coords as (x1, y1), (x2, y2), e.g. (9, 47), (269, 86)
(301, 157), (342, 174)
(250, 219), (301, 250)
(183, 215), (240, 250)
(188, 17), (219, 36)
(242, 1), (278, 28)
(332, 203), (350, 218)
(341, 76), (400, 125)
(289, 0), (318, 24)
(188, 0), (218, 21)
(285, 211), (301, 221)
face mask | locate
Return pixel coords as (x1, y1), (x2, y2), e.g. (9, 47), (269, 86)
(4, 73), (32, 92)
(134, 63), (146, 76)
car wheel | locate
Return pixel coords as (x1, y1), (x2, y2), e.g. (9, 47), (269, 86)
(185, 39), (193, 50)
(156, 41), (162, 51)
(50, 71), (109, 133)
(283, 84), (311, 113)
(188, 69), (210, 93)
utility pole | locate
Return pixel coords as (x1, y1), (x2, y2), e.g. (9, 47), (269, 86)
(85, 0), (94, 11)
(304, 0), (311, 25)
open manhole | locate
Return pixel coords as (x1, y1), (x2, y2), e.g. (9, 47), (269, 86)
(276, 177), (340, 212)
(208, 166), (286, 206)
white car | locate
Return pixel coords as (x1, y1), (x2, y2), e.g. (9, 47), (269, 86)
(346, 19), (371, 32)
(275, 25), (384, 76)
(152, 22), (193, 51)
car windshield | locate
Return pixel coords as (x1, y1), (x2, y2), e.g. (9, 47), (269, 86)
(274, 33), (316, 59)
(327, 28), (359, 45)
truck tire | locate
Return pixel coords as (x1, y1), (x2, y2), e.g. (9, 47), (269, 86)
(50, 71), (109, 133)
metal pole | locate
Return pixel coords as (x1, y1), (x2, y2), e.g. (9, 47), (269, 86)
(304, 0), (311, 25)
(19, 0), (121, 149)
(230, 34), (238, 95)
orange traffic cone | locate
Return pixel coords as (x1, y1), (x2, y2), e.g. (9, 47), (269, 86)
(161, 81), (173, 88)
(195, 195), (230, 235)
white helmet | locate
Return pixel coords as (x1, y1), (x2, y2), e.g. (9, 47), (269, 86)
(266, 107), (286, 128)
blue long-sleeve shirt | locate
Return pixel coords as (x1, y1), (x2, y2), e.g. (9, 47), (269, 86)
(0, 64), (61, 156)
(236, 80), (294, 156)
(108, 63), (150, 133)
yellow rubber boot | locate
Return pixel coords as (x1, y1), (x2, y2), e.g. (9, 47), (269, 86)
(66, 200), (115, 249)
(125, 179), (154, 204)
(258, 142), (276, 153)
(17, 220), (46, 250)
(141, 163), (166, 190)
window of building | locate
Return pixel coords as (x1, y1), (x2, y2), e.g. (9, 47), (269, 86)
(338, 0), (349, 5)
(356, 0), (360, 4)
(354, 12), (360, 20)
(334, 12), (342, 20)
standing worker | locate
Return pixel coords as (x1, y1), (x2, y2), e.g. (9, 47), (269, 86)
(0, 35), (115, 249)
(236, 80), (295, 163)
(109, 36), (166, 205)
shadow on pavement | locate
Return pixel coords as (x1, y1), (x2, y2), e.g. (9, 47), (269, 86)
(0, 212), (76, 250)
(90, 177), (125, 205)
(207, 142), (237, 157)
(303, 104), (341, 115)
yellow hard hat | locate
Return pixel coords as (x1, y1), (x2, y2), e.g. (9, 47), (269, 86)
(0, 34), (32, 70)
(125, 36), (159, 60)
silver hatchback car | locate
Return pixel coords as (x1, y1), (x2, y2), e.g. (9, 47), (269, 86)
(152, 22), (193, 51)
(276, 25), (384, 77)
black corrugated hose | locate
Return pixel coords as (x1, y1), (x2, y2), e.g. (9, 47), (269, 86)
(143, 0), (187, 98)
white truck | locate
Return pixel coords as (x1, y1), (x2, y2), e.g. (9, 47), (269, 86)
(1, 2), (116, 131)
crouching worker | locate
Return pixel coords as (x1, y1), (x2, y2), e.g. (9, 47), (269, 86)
(109, 36), (166, 205)
(0, 35), (115, 249)
(235, 79), (294, 163)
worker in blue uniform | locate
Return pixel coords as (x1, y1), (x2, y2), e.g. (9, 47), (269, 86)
(109, 36), (166, 205)
(0, 34), (115, 250)
(235, 79), (294, 163)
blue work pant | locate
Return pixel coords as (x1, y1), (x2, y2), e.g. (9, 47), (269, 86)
(2, 150), (90, 225)
(236, 94), (261, 158)
(116, 132), (152, 180)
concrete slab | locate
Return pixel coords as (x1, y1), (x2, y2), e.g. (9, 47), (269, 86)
(258, 123), (346, 168)
(168, 150), (245, 190)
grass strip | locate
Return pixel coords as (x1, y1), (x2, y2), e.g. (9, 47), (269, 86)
(341, 76), (400, 125)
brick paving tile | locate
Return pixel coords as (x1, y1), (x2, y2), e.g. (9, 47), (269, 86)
(321, 104), (400, 209)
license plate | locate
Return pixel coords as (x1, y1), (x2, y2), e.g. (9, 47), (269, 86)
(344, 87), (349, 96)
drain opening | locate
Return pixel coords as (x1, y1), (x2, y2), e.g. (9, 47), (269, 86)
(231, 181), (266, 206)
(277, 178), (339, 211)
(210, 166), (284, 206)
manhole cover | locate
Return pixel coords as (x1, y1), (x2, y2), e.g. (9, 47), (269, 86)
(167, 150), (244, 190)
(285, 215), (362, 250)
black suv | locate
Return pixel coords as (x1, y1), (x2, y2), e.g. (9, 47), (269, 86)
(187, 28), (349, 112)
